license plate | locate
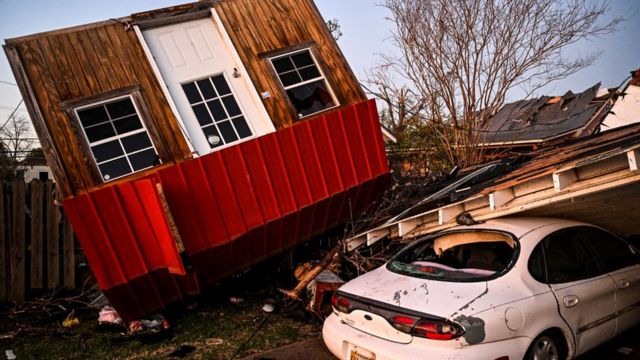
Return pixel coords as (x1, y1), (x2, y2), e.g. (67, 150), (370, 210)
(349, 345), (375, 360)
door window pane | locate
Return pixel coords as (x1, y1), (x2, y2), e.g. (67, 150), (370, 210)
(581, 228), (638, 272)
(76, 96), (159, 181)
(182, 74), (253, 149)
(543, 228), (601, 283)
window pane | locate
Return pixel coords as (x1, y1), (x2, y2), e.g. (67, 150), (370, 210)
(218, 120), (238, 143)
(182, 82), (202, 104)
(113, 115), (142, 135)
(222, 96), (242, 117)
(197, 79), (217, 99)
(528, 243), (546, 283)
(232, 117), (252, 139)
(78, 106), (109, 127)
(544, 229), (600, 283)
(202, 125), (223, 149)
(85, 122), (116, 142)
(98, 157), (131, 181)
(212, 75), (231, 96)
(299, 65), (321, 81)
(129, 148), (157, 171)
(106, 99), (136, 119)
(272, 57), (295, 73)
(291, 51), (314, 68)
(121, 132), (153, 153)
(279, 71), (302, 87)
(91, 140), (124, 163)
(192, 104), (213, 126)
(206, 99), (227, 122)
(582, 228), (637, 272)
(286, 79), (335, 117)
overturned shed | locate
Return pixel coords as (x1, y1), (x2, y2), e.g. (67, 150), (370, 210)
(4, 0), (390, 320)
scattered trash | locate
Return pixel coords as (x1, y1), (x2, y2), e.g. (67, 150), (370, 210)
(168, 345), (196, 358)
(229, 297), (244, 304)
(140, 314), (166, 329)
(98, 306), (123, 325)
(262, 304), (275, 313)
(205, 338), (224, 346)
(127, 314), (169, 334)
(128, 320), (143, 334)
(5, 350), (16, 360)
(618, 347), (634, 355)
(62, 310), (80, 328)
(90, 293), (109, 308)
(307, 270), (344, 315)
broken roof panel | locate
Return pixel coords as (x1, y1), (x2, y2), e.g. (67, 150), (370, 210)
(480, 83), (604, 145)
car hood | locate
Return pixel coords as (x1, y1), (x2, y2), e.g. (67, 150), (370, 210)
(339, 266), (489, 319)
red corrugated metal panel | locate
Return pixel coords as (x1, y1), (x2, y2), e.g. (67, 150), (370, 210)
(63, 99), (390, 321)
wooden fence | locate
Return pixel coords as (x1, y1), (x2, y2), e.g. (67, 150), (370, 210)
(0, 179), (76, 303)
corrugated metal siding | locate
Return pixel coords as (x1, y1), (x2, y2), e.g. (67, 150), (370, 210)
(63, 100), (390, 320)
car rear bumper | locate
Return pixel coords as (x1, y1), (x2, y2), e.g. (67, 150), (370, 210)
(322, 312), (530, 360)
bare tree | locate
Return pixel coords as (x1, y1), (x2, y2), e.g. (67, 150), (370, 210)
(370, 0), (623, 168)
(0, 114), (36, 179)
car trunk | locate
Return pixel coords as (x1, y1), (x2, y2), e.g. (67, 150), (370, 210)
(336, 267), (489, 343)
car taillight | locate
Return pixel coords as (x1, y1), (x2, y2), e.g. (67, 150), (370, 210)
(413, 319), (463, 340)
(389, 315), (463, 341)
(331, 294), (352, 313)
(390, 315), (417, 333)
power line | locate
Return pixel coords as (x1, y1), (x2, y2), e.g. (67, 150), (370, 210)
(0, 80), (18, 86)
(0, 99), (25, 133)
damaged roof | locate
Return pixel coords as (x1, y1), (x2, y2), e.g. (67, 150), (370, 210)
(347, 122), (640, 250)
(480, 83), (609, 145)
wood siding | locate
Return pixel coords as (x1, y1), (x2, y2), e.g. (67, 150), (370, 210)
(4, 0), (366, 198)
(214, 0), (366, 129)
(4, 23), (192, 199)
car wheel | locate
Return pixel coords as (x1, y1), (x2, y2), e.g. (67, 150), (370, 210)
(526, 333), (562, 360)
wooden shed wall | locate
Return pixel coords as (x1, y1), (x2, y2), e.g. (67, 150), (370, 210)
(214, 0), (366, 129)
(4, 22), (192, 199)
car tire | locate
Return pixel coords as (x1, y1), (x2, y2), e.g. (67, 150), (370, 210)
(525, 331), (566, 360)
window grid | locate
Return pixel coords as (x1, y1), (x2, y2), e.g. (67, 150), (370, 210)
(181, 74), (253, 149)
(269, 48), (338, 118)
(75, 95), (159, 181)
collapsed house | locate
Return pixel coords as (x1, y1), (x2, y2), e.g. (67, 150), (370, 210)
(347, 74), (640, 250)
(3, 0), (390, 320)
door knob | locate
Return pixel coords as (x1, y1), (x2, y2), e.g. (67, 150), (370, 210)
(563, 295), (580, 308)
(619, 279), (630, 289)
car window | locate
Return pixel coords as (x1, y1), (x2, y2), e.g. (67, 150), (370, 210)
(581, 227), (638, 273)
(528, 243), (546, 283)
(387, 230), (517, 282)
(543, 228), (600, 284)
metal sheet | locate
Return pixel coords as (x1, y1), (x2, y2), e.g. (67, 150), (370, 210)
(63, 99), (390, 320)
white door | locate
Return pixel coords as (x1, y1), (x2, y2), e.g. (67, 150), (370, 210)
(143, 17), (272, 155)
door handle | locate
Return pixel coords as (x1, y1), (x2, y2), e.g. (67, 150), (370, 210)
(619, 279), (630, 289)
(563, 295), (580, 308)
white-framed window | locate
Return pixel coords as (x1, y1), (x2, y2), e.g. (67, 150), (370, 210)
(180, 73), (253, 149)
(75, 95), (160, 181)
(269, 48), (338, 118)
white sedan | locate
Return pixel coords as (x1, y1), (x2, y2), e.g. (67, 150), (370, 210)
(323, 217), (640, 360)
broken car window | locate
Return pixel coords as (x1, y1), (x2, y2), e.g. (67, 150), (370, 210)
(387, 231), (516, 281)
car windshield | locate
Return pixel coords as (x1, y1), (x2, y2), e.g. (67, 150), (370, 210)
(387, 230), (517, 281)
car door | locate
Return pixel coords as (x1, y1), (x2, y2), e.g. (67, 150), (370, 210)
(542, 228), (617, 355)
(581, 227), (640, 334)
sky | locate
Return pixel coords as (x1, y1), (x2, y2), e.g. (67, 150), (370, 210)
(0, 0), (639, 127)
